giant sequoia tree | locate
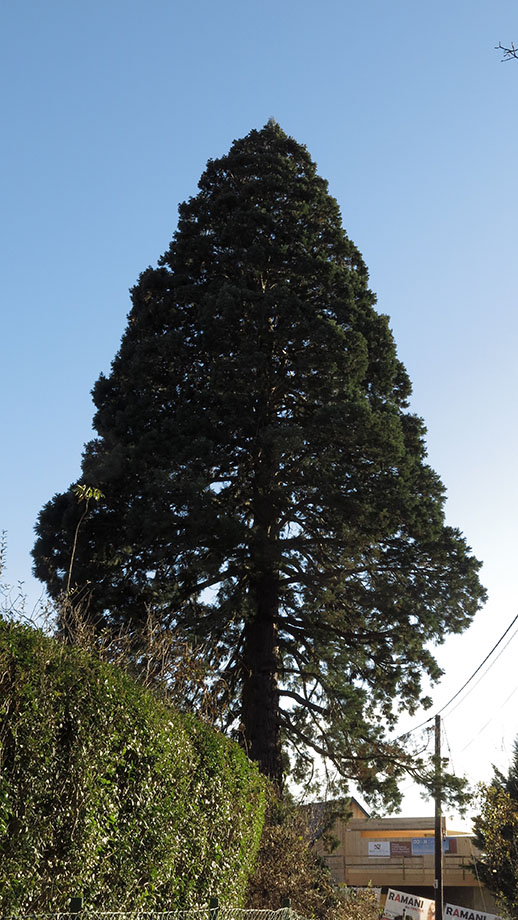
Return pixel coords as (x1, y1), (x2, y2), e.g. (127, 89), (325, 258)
(33, 122), (485, 803)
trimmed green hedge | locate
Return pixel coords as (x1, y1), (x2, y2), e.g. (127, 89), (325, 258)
(0, 618), (266, 911)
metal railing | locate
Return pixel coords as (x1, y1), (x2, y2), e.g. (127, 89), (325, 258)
(0, 900), (308, 920)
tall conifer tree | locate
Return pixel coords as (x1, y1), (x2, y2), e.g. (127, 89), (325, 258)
(33, 122), (485, 802)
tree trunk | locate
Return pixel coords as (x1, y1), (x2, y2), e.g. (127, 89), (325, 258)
(241, 569), (283, 787)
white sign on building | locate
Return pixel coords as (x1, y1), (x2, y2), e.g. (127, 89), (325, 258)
(368, 840), (391, 857)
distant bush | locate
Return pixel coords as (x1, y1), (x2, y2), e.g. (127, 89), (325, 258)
(0, 617), (266, 911)
(246, 798), (379, 920)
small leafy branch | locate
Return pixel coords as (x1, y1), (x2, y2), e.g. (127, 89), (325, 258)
(66, 485), (104, 596)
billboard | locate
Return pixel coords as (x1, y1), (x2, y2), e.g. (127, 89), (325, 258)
(390, 840), (412, 857)
(444, 903), (502, 920)
(368, 840), (391, 857)
(411, 837), (457, 855)
(382, 887), (435, 920)
(368, 838), (457, 858)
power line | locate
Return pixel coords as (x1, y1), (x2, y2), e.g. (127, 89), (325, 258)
(443, 722), (456, 775)
(460, 681), (518, 753)
(397, 611), (518, 740)
(437, 612), (518, 717)
(443, 623), (518, 718)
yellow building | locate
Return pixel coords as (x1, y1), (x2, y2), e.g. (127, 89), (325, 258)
(310, 801), (499, 915)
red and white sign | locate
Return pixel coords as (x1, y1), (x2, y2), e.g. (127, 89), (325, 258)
(444, 903), (502, 920)
(382, 887), (435, 920)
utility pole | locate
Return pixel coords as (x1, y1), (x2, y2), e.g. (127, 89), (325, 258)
(434, 714), (444, 920)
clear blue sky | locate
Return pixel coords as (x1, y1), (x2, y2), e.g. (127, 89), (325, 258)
(2, 0), (518, 821)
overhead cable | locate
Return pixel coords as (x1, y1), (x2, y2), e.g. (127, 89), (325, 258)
(460, 682), (518, 752)
(396, 611), (518, 740)
(438, 614), (518, 717)
(443, 623), (518, 718)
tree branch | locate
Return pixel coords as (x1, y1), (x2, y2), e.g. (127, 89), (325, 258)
(496, 41), (518, 61)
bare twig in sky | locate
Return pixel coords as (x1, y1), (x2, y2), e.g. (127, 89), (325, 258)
(496, 42), (518, 62)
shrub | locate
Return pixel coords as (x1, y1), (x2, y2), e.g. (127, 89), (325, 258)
(246, 798), (379, 920)
(0, 617), (265, 911)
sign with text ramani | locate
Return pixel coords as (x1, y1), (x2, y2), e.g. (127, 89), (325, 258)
(382, 887), (435, 920)
(444, 903), (502, 920)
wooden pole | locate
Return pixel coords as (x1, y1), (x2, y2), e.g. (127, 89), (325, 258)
(434, 714), (443, 920)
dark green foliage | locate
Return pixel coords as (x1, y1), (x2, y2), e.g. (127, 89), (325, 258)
(0, 617), (265, 911)
(473, 740), (518, 916)
(33, 122), (485, 802)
